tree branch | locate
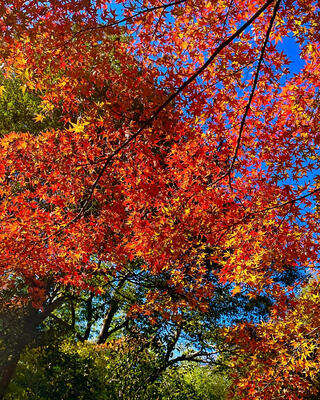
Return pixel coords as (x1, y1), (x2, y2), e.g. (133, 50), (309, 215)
(50, 314), (85, 342)
(71, 0), (188, 37)
(106, 319), (129, 337)
(37, 296), (66, 324)
(50, 0), (276, 237)
(164, 326), (182, 365)
(97, 275), (128, 344)
(83, 292), (94, 341)
(217, 0), (282, 182)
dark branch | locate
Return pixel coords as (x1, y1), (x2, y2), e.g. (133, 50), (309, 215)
(164, 326), (182, 365)
(37, 296), (66, 323)
(106, 319), (129, 337)
(50, 314), (85, 342)
(215, 186), (320, 244)
(83, 292), (94, 341)
(77, 0), (187, 33)
(217, 0), (282, 181)
(57, 0), (275, 235)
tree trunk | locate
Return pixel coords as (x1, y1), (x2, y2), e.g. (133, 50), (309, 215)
(0, 297), (65, 398)
(0, 350), (23, 400)
(97, 300), (119, 344)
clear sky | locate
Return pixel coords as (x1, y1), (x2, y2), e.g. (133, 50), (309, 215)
(277, 35), (305, 74)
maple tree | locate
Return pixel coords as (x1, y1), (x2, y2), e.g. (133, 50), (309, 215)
(226, 280), (320, 399)
(2, 250), (267, 398)
(0, 0), (319, 398)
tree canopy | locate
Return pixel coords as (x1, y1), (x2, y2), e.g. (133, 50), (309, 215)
(0, 0), (319, 399)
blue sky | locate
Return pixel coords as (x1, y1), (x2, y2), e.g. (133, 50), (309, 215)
(278, 35), (305, 74)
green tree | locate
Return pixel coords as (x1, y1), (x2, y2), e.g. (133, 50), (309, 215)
(0, 75), (62, 136)
(6, 339), (230, 400)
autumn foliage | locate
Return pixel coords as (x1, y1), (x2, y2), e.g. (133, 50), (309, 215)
(0, 0), (319, 398)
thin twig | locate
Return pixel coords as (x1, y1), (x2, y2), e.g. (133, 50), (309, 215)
(65, 0), (188, 43)
(214, 186), (320, 245)
(58, 0), (276, 235)
(215, 0), (282, 183)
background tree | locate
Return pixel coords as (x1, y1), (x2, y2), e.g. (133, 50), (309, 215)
(3, 257), (304, 398)
(0, 0), (319, 398)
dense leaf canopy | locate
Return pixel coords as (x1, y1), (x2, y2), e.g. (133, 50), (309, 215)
(0, 0), (319, 398)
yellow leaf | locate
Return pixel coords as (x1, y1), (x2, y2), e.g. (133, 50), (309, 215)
(0, 85), (5, 97)
(21, 85), (27, 95)
(181, 41), (188, 50)
(232, 286), (241, 296)
(17, 141), (27, 150)
(68, 120), (90, 133)
(34, 113), (45, 122)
